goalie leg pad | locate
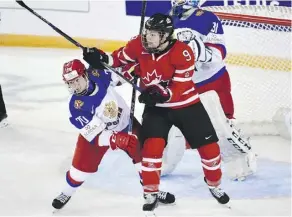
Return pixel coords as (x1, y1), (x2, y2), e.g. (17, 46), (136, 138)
(199, 91), (257, 179)
(226, 119), (252, 154)
(161, 126), (186, 176)
(224, 151), (257, 181)
(199, 91), (252, 156)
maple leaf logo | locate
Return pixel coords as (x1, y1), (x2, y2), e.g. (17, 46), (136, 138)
(141, 69), (162, 86)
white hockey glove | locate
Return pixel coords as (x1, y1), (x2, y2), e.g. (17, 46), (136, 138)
(174, 28), (212, 63)
(187, 37), (213, 63)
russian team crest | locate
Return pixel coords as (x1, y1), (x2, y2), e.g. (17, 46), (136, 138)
(91, 69), (100, 77)
(103, 101), (118, 119)
(196, 9), (204, 16)
(74, 100), (84, 109)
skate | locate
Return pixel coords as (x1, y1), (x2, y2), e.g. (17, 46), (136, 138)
(157, 190), (175, 204)
(207, 184), (230, 205)
(205, 178), (230, 205)
(52, 192), (71, 210)
(143, 193), (158, 212)
(208, 185), (230, 205)
(0, 113), (8, 128)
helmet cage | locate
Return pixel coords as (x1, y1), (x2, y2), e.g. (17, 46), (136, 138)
(141, 14), (174, 53)
(142, 29), (171, 53)
(171, 0), (200, 17)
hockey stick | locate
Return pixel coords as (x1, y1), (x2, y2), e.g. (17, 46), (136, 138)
(15, 0), (142, 92)
(16, 1), (84, 49)
(128, 0), (147, 133)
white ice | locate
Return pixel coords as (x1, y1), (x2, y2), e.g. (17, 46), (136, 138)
(0, 47), (291, 216)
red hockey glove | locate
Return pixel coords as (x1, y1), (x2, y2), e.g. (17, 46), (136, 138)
(121, 63), (140, 82)
(138, 84), (170, 105)
(110, 131), (139, 154)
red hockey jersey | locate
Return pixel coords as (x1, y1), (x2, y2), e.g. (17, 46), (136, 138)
(111, 35), (200, 109)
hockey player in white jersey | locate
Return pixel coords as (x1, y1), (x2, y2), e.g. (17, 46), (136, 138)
(161, 0), (257, 181)
(52, 59), (175, 210)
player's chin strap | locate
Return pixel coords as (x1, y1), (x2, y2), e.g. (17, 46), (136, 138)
(16, 0), (142, 93)
(199, 90), (257, 181)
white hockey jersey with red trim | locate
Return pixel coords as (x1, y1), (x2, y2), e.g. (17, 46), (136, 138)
(173, 9), (227, 87)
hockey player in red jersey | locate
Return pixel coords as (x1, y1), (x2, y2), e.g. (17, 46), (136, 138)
(83, 13), (230, 213)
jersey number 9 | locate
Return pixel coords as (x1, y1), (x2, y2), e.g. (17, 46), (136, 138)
(183, 50), (192, 62)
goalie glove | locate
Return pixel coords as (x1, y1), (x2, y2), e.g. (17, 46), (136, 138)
(187, 36), (212, 63)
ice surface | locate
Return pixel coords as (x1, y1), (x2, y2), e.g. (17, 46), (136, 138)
(0, 48), (291, 216)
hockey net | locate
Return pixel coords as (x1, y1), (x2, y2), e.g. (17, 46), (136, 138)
(202, 5), (291, 138)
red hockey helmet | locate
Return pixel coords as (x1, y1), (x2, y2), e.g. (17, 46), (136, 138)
(62, 59), (89, 95)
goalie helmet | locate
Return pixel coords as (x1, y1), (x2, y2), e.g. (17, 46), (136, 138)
(170, 0), (200, 17)
(142, 13), (174, 53)
(62, 59), (89, 95)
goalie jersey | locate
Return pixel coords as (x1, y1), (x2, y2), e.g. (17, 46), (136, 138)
(173, 9), (227, 87)
(68, 68), (130, 144)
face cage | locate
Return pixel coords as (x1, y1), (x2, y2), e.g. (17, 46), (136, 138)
(171, 0), (199, 17)
(66, 74), (90, 96)
(141, 30), (170, 53)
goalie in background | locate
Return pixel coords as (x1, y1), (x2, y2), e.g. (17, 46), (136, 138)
(161, 0), (257, 181)
(0, 85), (8, 128)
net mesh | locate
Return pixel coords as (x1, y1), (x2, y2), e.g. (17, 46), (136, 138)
(203, 5), (292, 19)
(203, 5), (291, 136)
